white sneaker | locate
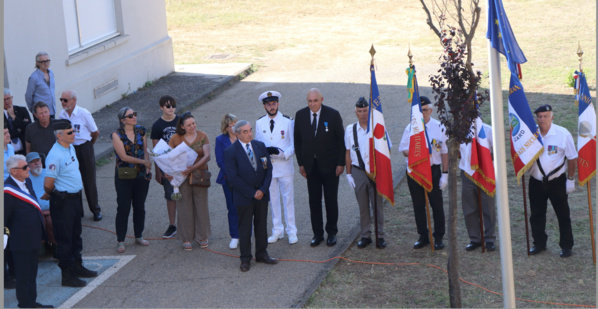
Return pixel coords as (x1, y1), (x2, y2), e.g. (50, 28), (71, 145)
(229, 238), (239, 249)
(288, 234), (299, 245)
(268, 234), (283, 244)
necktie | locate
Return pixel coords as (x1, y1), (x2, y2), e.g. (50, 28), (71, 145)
(246, 143), (256, 169)
(270, 119), (274, 133)
(311, 113), (317, 135)
(5, 114), (18, 144)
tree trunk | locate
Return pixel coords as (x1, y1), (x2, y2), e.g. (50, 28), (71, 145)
(447, 138), (462, 307)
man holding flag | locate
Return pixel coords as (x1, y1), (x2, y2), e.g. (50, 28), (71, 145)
(528, 104), (577, 258)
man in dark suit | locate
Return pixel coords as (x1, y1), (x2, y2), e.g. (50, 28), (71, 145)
(4, 89), (32, 155)
(4, 154), (53, 308)
(224, 120), (277, 272)
(294, 88), (346, 247)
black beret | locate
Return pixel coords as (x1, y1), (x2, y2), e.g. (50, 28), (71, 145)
(420, 96), (432, 106)
(355, 97), (368, 108)
(52, 119), (72, 130)
(534, 104), (552, 114)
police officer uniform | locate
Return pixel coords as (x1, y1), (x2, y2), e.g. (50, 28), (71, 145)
(255, 91), (298, 244)
(528, 104), (577, 257)
(45, 119), (96, 287)
(398, 97), (448, 249)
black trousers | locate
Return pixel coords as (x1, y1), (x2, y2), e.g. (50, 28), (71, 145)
(529, 173), (574, 249)
(11, 248), (40, 308)
(236, 199), (268, 263)
(406, 165), (445, 240)
(50, 192), (83, 269)
(115, 174), (149, 242)
(75, 141), (100, 215)
(306, 161), (339, 238)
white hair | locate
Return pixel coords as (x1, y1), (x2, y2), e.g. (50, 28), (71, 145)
(6, 154), (27, 170)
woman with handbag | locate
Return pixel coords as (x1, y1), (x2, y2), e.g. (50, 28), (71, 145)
(215, 114), (240, 250)
(111, 107), (152, 253)
(168, 112), (212, 251)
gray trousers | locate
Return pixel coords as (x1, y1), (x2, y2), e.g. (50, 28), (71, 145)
(352, 167), (385, 238)
(461, 171), (496, 242)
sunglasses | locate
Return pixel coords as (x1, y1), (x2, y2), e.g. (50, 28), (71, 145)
(37, 60), (51, 64)
(123, 112), (138, 119)
(59, 98), (71, 103)
(164, 104), (176, 109)
(63, 130), (74, 135)
(11, 165), (29, 171)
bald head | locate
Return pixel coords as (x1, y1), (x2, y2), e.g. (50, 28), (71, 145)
(306, 88), (323, 113)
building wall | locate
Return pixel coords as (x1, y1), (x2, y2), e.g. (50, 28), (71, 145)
(4, 0), (174, 113)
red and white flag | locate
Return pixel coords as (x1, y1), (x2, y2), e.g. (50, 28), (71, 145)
(574, 71), (596, 186)
(462, 116), (496, 197)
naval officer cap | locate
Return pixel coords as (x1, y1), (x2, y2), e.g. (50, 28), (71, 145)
(420, 96), (432, 106)
(52, 119), (72, 130)
(534, 104), (552, 114)
(259, 91), (281, 104)
(355, 97), (368, 108)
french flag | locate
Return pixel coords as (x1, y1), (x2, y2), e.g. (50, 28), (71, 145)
(405, 66), (433, 192)
(463, 114), (496, 196)
(574, 71), (596, 186)
(367, 64), (394, 205)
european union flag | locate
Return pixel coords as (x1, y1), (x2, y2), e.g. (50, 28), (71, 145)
(486, 0), (527, 73)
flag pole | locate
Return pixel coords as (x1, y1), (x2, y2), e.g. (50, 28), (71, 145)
(522, 175), (530, 255)
(477, 187), (486, 253)
(370, 45), (380, 245)
(488, 40), (516, 308)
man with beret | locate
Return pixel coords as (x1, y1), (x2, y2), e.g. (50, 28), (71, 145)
(528, 104), (577, 258)
(345, 97), (389, 249)
(398, 96), (448, 250)
(43, 119), (97, 287)
(255, 91), (298, 245)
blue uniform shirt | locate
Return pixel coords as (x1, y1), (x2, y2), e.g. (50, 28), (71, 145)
(29, 170), (50, 211)
(45, 142), (82, 193)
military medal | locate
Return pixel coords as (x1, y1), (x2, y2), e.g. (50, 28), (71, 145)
(281, 130), (285, 139)
(324, 122), (329, 132)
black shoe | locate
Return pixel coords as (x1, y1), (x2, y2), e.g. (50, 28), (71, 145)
(413, 236), (430, 249)
(465, 242), (482, 251)
(4, 277), (16, 289)
(560, 248), (572, 258)
(240, 261), (251, 272)
(486, 242), (496, 251)
(357, 237), (372, 249)
(74, 263), (98, 278)
(529, 246), (546, 255)
(162, 225), (177, 238)
(434, 239), (445, 250)
(256, 255), (278, 264)
(376, 238), (387, 249)
(93, 211), (102, 222)
(35, 303), (54, 308)
(61, 268), (86, 287)
(310, 236), (324, 247)
(327, 234), (337, 247)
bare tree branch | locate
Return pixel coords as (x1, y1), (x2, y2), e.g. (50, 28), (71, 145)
(420, 0), (442, 39)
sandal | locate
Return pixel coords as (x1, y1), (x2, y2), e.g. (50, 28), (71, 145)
(199, 239), (209, 249)
(183, 242), (193, 251)
(116, 242), (125, 253)
(135, 238), (149, 246)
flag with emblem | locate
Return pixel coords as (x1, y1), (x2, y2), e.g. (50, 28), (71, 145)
(405, 66), (433, 192)
(462, 101), (496, 197)
(487, 0), (543, 183)
(574, 70), (596, 186)
(367, 64), (394, 205)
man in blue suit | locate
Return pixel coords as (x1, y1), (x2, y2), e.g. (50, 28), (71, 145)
(4, 154), (53, 308)
(224, 120), (276, 272)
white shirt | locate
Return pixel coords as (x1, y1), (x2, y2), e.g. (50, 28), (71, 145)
(398, 117), (448, 165)
(58, 105), (98, 146)
(10, 175), (31, 195)
(255, 112), (295, 177)
(529, 123), (577, 181)
(459, 123), (493, 171)
(345, 122), (370, 169)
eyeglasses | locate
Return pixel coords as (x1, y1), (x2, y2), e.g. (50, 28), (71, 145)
(123, 112), (137, 119)
(59, 98), (72, 103)
(37, 60), (51, 64)
(11, 165), (29, 171)
(164, 104), (175, 109)
(4, 96), (13, 101)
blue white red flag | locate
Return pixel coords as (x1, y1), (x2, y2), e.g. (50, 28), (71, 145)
(405, 66), (433, 192)
(463, 104), (496, 196)
(574, 70), (596, 186)
(367, 64), (394, 205)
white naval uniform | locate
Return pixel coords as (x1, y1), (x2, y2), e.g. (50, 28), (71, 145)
(255, 112), (297, 236)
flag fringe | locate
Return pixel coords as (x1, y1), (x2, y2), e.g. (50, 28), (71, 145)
(579, 171), (596, 187)
(514, 148), (544, 185)
(465, 172), (496, 197)
(407, 171), (433, 193)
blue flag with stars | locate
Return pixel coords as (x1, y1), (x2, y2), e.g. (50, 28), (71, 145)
(486, 0), (527, 73)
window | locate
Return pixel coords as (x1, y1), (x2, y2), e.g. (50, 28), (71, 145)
(63, 0), (119, 54)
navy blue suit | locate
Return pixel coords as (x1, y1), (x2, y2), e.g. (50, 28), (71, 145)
(4, 177), (46, 308)
(224, 140), (272, 262)
(215, 133), (239, 238)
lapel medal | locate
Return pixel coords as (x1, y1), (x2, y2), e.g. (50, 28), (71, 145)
(324, 122), (329, 132)
(281, 130), (285, 139)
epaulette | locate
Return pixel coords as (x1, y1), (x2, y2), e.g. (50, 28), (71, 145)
(282, 114), (294, 120)
(258, 114), (267, 120)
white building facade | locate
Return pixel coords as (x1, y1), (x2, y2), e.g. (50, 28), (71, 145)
(4, 0), (174, 113)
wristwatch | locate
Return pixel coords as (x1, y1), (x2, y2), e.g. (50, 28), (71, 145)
(567, 176), (575, 180)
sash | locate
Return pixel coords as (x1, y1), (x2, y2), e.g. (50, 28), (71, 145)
(4, 183), (43, 214)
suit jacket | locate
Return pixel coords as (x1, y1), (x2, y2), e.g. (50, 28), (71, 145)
(4, 177), (46, 251)
(4, 105), (32, 151)
(224, 140), (272, 207)
(294, 105), (345, 175)
(215, 134), (234, 185)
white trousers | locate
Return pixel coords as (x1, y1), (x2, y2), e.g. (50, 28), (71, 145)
(269, 175), (297, 236)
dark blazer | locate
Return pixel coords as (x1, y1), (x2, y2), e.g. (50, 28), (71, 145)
(4, 105), (32, 152)
(294, 104), (345, 175)
(215, 133), (233, 185)
(224, 140), (272, 207)
(4, 177), (46, 251)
